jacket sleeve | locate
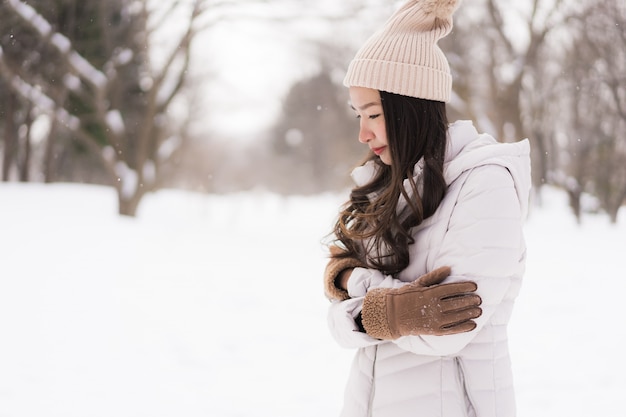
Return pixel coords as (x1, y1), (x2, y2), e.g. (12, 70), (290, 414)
(394, 165), (526, 356)
(327, 267), (407, 349)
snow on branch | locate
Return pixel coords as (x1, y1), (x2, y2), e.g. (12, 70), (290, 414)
(106, 110), (125, 136)
(0, 46), (79, 131)
(6, 0), (52, 36)
(1, 46), (121, 186)
(157, 135), (182, 161)
(51, 33), (71, 54)
(103, 48), (134, 79)
(63, 73), (82, 91)
(6, 0), (108, 90)
(113, 48), (134, 67)
(115, 161), (139, 199)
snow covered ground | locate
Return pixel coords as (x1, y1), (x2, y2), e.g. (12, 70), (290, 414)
(0, 183), (624, 416)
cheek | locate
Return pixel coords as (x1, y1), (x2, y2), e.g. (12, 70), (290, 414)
(377, 124), (389, 145)
(374, 119), (387, 141)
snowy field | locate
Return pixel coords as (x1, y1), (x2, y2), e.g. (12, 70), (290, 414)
(0, 182), (624, 417)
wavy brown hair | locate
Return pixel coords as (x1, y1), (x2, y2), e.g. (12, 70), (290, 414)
(333, 91), (449, 276)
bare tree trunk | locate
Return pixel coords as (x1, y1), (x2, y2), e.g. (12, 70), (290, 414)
(118, 188), (145, 217)
(608, 187), (626, 224)
(18, 102), (33, 182)
(2, 91), (16, 181)
(532, 130), (549, 188)
(43, 116), (60, 183)
(43, 88), (68, 184)
(567, 189), (582, 225)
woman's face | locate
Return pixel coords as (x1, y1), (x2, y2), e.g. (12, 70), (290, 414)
(349, 86), (391, 165)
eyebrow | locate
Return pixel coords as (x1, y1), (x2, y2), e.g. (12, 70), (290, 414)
(349, 101), (382, 111)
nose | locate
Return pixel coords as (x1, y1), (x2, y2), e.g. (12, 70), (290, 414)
(358, 123), (373, 144)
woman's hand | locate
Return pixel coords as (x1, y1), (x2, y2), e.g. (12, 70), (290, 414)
(336, 268), (354, 292)
(323, 246), (365, 301)
(361, 266), (482, 339)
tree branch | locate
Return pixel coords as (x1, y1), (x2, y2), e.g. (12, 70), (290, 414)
(5, 0), (108, 93)
(0, 45), (119, 184)
(486, 0), (515, 58)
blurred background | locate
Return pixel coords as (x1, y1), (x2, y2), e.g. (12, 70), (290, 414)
(0, 0), (624, 221)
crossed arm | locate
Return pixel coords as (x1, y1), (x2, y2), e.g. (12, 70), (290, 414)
(325, 166), (524, 355)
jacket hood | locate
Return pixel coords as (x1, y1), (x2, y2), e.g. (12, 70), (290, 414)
(445, 120), (532, 219)
(350, 120), (532, 219)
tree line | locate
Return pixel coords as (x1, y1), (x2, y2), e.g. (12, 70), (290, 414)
(264, 0), (626, 223)
(1, 0), (624, 223)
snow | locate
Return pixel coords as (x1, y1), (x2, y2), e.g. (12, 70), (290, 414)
(29, 114), (51, 144)
(68, 52), (108, 90)
(50, 33), (71, 54)
(0, 183), (624, 416)
(102, 146), (116, 164)
(142, 160), (156, 185)
(106, 110), (126, 136)
(158, 135), (182, 161)
(62, 73), (82, 92)
(6, 0), (52, 37)
(115, 161), (139, 199)
(113, 48), (134, 67)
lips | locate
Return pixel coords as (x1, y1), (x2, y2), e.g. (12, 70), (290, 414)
(371, 146), (386, 155)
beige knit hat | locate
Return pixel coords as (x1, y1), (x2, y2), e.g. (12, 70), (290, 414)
(343, 0), (460, 102)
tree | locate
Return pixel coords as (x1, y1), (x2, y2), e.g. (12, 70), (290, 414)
(0, 0), (207, 216)
(556, 0), (626, 223)
(444, 0), (626, 222)
(0, 3), (45, 182)
(442, 0), (577, 191)
(0, 89), (34, 182)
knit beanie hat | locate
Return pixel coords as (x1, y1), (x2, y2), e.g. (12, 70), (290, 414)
(343, 0), (460, 102)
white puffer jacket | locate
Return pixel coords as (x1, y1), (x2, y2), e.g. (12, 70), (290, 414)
(328, 120), (531, 417)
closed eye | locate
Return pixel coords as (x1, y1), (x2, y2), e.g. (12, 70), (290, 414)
(355, 114), (381, 120)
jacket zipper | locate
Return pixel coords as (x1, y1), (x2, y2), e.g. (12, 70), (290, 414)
(367, 345), (378, 417)
(455, 357), (477, 417)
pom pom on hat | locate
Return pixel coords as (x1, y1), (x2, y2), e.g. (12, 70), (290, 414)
(424, 0), (460, 20)
(343, 0), (461, 102)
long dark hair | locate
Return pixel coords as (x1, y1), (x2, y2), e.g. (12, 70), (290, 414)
(333, 90), (449, 276)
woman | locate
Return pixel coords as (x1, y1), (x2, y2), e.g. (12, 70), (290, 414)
(323, 1), (531, 416)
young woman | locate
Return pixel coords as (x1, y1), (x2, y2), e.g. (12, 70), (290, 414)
(323, 1), (531, 416)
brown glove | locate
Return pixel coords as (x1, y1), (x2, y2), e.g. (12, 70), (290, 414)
(323, 246), (365, 301)
(361, 266), (482, 339)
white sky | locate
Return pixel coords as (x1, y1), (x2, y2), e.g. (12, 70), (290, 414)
(197, 17), (317, 139)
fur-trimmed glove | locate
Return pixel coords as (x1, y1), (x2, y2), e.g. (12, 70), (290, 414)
(361, 266), (482, 339)
(324, 246), (366, 301)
